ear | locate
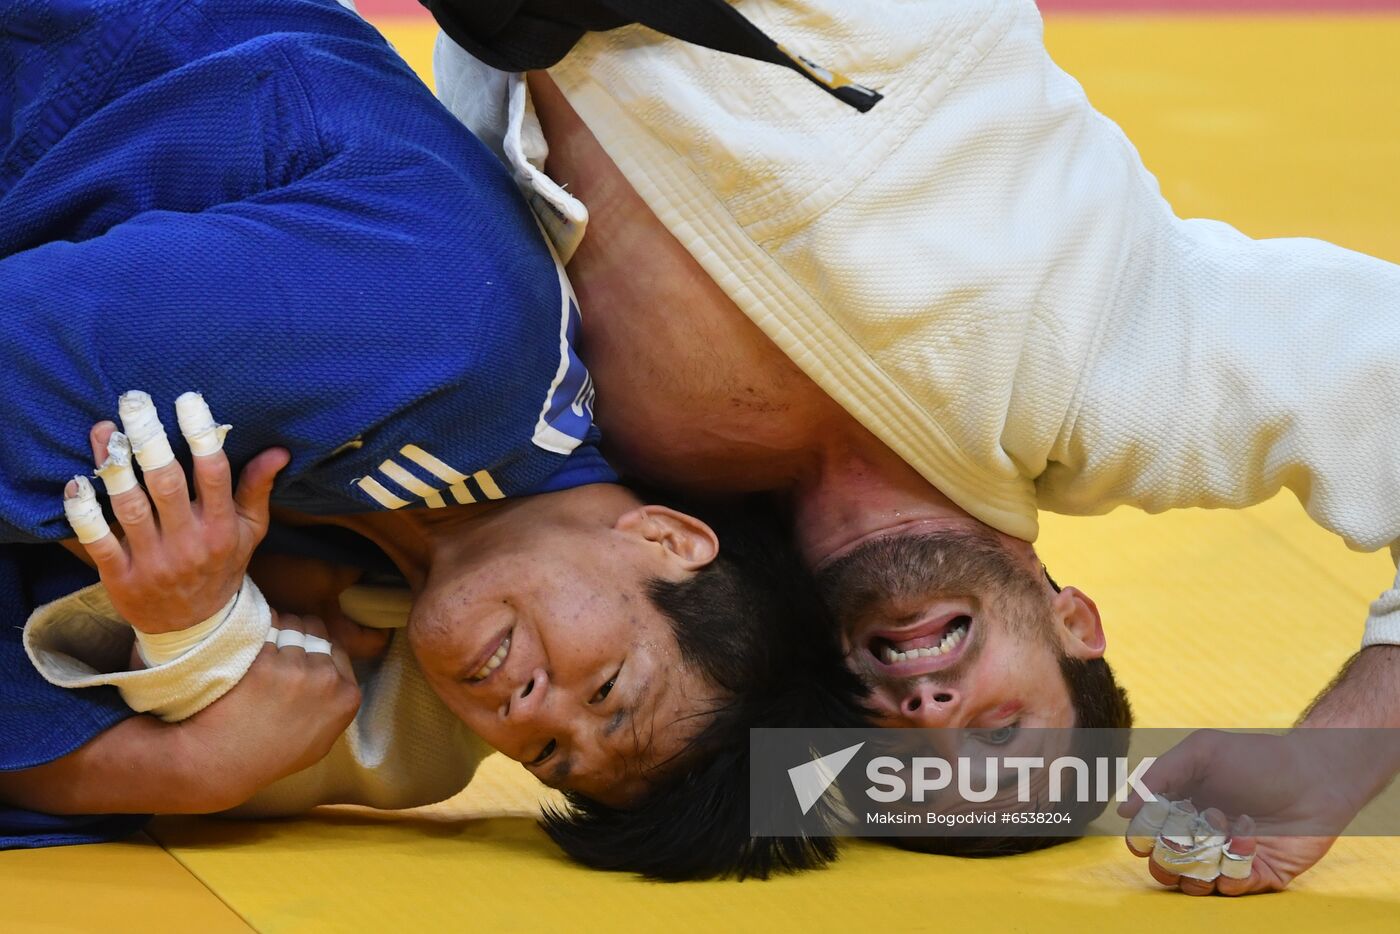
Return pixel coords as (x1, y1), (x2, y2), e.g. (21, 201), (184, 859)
(1052, 586), (1106, 660)
(614, 506), (719, 571)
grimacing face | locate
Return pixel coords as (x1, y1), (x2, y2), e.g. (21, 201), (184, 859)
(816, 528), (1106, 734)
(407, 506), (721, 807)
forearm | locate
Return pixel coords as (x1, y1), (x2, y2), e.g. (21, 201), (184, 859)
(0, 716), (238, 816)
(1296, 645), (1400, 811)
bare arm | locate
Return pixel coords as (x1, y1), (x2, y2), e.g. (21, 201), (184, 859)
(2, 618), (360, 818)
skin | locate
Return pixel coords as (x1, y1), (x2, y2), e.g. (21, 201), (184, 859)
(313, 485), (731, 806)
(525, 72), (1400, 894)
(527, 72), (1098, 733)
(24, 417), (724, 813)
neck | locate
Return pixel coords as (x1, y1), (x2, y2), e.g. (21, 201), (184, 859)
(791, 429), (988, 569)
(325, 485), (635, 592)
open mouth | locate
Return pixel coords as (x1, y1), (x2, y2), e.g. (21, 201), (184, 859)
(466, 628), (513, 683)
(868, 610), (973, 674)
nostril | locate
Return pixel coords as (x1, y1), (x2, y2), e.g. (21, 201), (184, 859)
(520, 676), (535, 698)
(906, 696), (922, 712)
(933, 692), (952, 703)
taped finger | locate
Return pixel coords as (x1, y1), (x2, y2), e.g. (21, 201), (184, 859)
(63, 475), (111, 545)
(1151, 801), (1225, 882)
(1126, 797), (1170, 856)
(118, 391), (175, 470)
(176, 392), (231, 457)
(94, 432), (138, 496)
(275, 628), (309, 652)
(1218, 816), (1257, 883)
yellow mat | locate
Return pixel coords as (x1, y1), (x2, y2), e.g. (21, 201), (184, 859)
(4, 12), (1399, 933)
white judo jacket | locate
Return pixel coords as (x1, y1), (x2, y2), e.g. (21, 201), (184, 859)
(438, 0), (1400, 648)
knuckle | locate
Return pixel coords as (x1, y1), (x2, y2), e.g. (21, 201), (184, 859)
(113, 497), (152, 525)
(148, 470), (186, 499)
(200, 458), (232, 485)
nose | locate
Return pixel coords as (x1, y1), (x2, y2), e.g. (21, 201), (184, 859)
(507, 667), (551, 723)
(897, 681), (960, 727)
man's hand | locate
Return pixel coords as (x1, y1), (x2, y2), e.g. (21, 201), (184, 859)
(172, 612), (361, 811)
(67, 393), (288, 634)
(1117, 730), (1350, 895)
(0, 612), (360, 816)
(1120, 646), (1400, 896)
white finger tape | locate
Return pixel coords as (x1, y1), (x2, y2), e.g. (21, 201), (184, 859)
(1126, 798), (1171, 854)
(302, 635), (333, 656)
(1148, 800), (1228, 882)
(176, 391), (231, 457)
(119, 391), (175, 470)
(275, 629), (307, 651)
(94, 431), (138, 496)
(63, 475), (111, 544)
(264, 628), (281, 644)
(1218, 843), (1256, 880)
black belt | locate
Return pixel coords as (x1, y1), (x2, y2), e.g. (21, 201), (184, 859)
(420, 0), (883, 113)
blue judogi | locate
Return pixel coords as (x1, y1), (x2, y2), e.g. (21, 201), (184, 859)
(0, 0), (613, 846)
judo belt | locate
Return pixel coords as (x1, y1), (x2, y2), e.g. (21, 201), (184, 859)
(420, 0), (883, 112)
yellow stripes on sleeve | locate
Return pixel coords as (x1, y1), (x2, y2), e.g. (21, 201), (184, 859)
(356, 445), (504, 509)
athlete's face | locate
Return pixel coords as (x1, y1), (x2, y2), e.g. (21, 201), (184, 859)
(408, 503), (721, 806)
(817, 528), (1106, 732)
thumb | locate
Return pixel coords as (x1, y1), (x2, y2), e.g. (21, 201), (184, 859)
(1117, 733), (1210, 818)
(234, 447), (291, 538)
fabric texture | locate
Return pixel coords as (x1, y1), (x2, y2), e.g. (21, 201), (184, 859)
(24, 576), (271, 722)
(448, 0), (1400, 644)
(1, 0), (612, 846)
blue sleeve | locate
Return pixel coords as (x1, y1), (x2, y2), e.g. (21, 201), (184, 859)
(0, 545), (149, 849)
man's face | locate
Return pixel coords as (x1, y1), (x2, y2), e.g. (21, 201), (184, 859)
(818, 529), (1102, 732)
(408, 508), (718, 806)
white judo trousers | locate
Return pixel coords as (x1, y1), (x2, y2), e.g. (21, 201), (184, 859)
(438, 0), (1400, 646)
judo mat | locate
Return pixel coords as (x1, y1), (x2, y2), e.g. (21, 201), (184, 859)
(5, 2), (1400, 930)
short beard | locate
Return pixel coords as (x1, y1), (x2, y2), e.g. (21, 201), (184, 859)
(816, 528), (1052, 650)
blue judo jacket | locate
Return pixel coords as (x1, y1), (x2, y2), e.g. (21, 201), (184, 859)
(0, 0), (613, 846)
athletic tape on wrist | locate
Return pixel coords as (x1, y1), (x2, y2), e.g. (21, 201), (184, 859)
(94, 431), (138, 496)
(175, 391), (231, 457)
(134, 589), (240, 667)
(63, 475), (111, 544)
(118, 390), (175, 470)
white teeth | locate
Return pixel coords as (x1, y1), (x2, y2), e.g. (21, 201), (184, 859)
(878, 620), (969, 664)
(469, 635), (511, 682)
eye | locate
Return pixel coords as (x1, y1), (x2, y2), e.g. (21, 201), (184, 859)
(528, 739), (557, 766)
(977, 725), (1018, 746)
(590, 673), (619, 705)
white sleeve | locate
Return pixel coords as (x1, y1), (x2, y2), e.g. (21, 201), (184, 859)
(1364, 548), (1400, 648)
(23, 575), (272, 722)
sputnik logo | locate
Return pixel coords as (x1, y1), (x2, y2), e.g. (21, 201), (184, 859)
(787, 742), (865, 815)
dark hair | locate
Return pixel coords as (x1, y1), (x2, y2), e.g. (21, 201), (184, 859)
(891, 569), (1133, 858)
(541, 490), (872, 880)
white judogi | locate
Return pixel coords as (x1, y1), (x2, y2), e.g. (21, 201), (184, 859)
(25, 581), (489, 816)
(436, 0), (1400, 647)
